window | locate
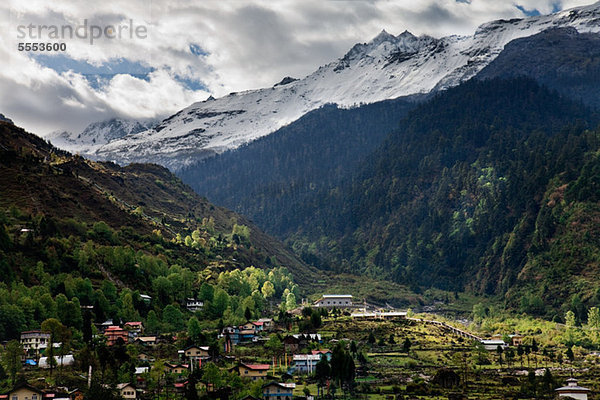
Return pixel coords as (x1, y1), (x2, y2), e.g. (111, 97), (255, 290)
(11, 395), (17, 400)
(33, 396), (38, 400)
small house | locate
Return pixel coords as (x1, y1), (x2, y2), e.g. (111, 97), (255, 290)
(186, 298), (204, 312)
(257, 318), (274, 331)
(252, 321), (264, 332)
(311, 349), (332, 361)
(314, 294), (353, 308)
(221, 326), (240, 345)
(182, 345), (210, 367)
(174, 381), (188, 395)
(98, 319), (114, 333)
(241, 322), (257, 332)
(124, 322), (144, 337)
(104, 326), (128, 346)
(555, 378), (591, 400)
(20, 330), (51, 360)
(480, 339), (506, 351)
(292, 354), (321, 374)
(262, 381), (295, 400)
(0, 383), (44, 400)
(116, 383), (137, 399)
(490, 333), (524, 347)
(139, 294), (152, 304)
(135, 367), (149, 375)
(282, 336), (300, 353)
(235, 363), (270, 380)
(509, 334), (524, 346)
(135, 336), (157, 346)
(165, 362), (189, 375)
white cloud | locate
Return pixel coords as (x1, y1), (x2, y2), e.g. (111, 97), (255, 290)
(0, 0), (596, 135)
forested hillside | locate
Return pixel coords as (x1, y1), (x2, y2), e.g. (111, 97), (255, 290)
(326, 78), (596, 295)
(0, 121), (318, 339)
(178, 98), (415, 242)
(181, 77), (600, 318)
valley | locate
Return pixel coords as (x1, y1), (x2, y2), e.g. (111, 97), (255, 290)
(2, 2), (600, 399)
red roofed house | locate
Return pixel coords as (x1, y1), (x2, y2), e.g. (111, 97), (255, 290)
(235, 363), (270, 380)
(174, 381), (188, 395)
(252, 321), (264, 332)
(104, 326), (129, 346)
(257, 318), (274, 331)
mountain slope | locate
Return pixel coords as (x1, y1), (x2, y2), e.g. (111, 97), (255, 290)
(91, 3), (600, 171)
(1, 122), (420, 306)
(476, 26), (600, 108)
(191, 77), (600, 313)
(507, 163), (600, 320)
(0, 121), (316, 285)
(178, 98), (415, 242)
(47, 118), (154, 156)
(333, 78), (597, 293)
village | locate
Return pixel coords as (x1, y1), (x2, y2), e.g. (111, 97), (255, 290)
(1, 294), (597, 400)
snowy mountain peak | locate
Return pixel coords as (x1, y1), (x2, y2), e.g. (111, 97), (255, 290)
(47, 118), (155, 155)
(370, 29), (397, 45)
(79, 2), (600, 171)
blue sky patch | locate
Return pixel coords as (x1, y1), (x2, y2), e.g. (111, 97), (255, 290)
(31, 54), (208, 92)
(516, 5), (541, 16)
(175, 75), (208, 91)
(32, 54), (154, 88)
(189, 43), (208, 56)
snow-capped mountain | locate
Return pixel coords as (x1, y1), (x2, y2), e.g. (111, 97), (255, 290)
(47, 118), (155, 155)
(92, 2), (600, 171)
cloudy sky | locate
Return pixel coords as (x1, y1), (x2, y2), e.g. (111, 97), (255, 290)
(1, 0), (595, 135)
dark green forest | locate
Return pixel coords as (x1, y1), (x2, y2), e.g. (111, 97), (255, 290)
(180, 77), (600, 319)
(178, 98), (415, 242)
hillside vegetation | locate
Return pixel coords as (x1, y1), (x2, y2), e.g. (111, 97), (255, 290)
(180, 77), (600, 320)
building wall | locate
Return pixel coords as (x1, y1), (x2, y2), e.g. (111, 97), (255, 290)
(239, 367), (267, 380)
(185, 348), (209, 358)
(294, 361), (318, 373)
(263, 385), (292, 399)
(558, 393), (587, 400)
(120, 386), (136, 399)
(168, 367), (187, 374)
(20, 332), (50, 358)
(315, 297), (352, 307)
(8, 388), (42, 400)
